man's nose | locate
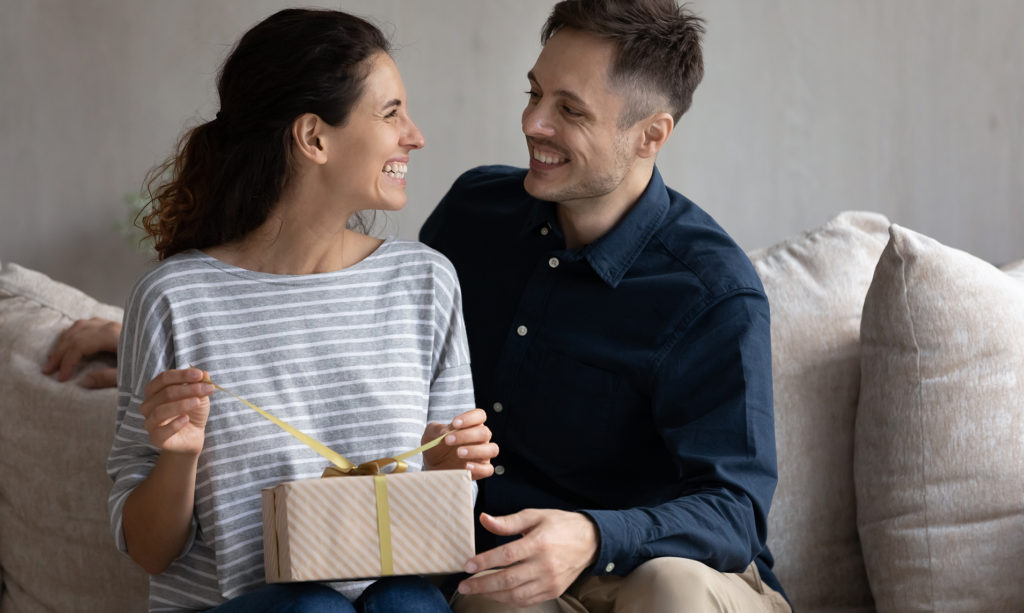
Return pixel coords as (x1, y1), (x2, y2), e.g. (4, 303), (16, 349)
(522, 104), (555, 138)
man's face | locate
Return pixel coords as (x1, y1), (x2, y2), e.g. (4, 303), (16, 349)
(521, 28), (640, 205)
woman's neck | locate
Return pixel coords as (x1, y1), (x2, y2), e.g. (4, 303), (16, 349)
(204, 189), (381, 275)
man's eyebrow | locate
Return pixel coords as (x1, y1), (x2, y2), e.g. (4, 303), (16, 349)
(381, 98), (402, 110)
(527, 71), (589, 110)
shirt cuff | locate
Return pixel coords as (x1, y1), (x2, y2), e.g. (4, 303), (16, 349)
(578, 509), (639, 576)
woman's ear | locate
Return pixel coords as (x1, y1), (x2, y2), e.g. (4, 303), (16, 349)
(637, 112), (674, 159)
(292, 113), (328, 165)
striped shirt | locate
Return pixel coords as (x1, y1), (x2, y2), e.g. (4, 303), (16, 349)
(107, 238), (475, 612)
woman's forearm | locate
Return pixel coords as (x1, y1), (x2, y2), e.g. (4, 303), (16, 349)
(122, 451), (200, 575)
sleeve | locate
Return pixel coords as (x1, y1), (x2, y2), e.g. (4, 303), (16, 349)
(581, 290), (777, 575)
(425, 255), (475, 428)
(106, 276), (198, 558)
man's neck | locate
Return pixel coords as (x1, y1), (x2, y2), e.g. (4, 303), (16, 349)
(556, 163), (654, 249)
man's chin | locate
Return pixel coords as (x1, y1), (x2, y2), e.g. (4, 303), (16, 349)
(523, 171), (561, 202)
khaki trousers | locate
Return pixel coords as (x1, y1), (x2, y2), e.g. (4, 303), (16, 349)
(450, 558), (791, 613)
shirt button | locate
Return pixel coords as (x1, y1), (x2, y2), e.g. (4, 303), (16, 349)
(605, 562), (615, 573)
(548, 257), (560, 269)
(540, 226), (550, 236)
(516, 325), (528, 336)
(494, 465), (506, 475)
(492, 402), (503, 413)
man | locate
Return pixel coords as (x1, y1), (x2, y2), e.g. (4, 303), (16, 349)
(420, 1), (788, 611)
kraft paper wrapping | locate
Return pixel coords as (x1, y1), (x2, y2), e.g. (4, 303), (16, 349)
(262, 469), (475, 582)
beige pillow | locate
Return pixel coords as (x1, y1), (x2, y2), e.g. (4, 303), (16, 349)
(855, 226), (1024, 611)
(749, 211), (888, 613)
(0, 262), (148, 612)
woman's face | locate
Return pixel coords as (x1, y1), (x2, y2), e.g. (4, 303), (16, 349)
(321, 52), (425, 213)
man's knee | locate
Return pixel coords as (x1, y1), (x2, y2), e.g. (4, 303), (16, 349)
(615, 558), (726, 613)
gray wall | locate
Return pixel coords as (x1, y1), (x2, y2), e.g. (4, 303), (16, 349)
(2, 0), (1021, 307)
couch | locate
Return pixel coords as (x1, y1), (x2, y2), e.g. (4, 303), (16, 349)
(2, 211), (1022, 612)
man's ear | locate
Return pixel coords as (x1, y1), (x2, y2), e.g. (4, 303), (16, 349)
(637, 112), (674, 159)
(292, 113), (328, 165)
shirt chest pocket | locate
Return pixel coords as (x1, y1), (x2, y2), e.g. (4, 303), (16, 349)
(516, 347), (650, 474)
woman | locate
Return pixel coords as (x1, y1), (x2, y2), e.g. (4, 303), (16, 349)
(105, 8), (495, 612)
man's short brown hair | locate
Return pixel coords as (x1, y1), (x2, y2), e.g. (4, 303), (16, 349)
(542, 0), (705, 127)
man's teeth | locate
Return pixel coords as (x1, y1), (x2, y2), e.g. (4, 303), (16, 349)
(533, 149), (565, 165)
(383, 162), (407, 179)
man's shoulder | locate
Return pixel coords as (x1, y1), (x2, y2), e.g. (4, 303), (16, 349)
(443, 165), (530, 211)
(452, 164), (528, 191)
(421, 165), (532, 248)
(654, 189), (765, 298)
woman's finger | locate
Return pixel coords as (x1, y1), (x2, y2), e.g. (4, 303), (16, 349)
(444, 424), (492, 447)
(145, 397), (204, 430)
(143, 369), (209, 403)
(449, 408), (487, 429)
(456, 442), (500, 462)
(141, 383), (215, 418)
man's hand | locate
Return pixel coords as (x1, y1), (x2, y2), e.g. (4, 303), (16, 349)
(457, 509), (599, 606)
(42, 317), (121, 388)
(422, 408), (498, 480)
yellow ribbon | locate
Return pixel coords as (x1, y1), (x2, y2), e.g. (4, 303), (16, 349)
(199, 370), (448, 576)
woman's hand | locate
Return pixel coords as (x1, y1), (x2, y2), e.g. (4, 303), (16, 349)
(42, 317), (121, 388)
(422, 408), (498, 480)
(140, 368), (216, 456)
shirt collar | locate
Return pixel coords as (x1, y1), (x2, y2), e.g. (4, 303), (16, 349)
(521, 195), (559, 240)
(585, 167), (670, 287)
(519, 167), (670, 287)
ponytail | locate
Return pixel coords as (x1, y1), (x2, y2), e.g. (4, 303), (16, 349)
(142, 117), (288, 260)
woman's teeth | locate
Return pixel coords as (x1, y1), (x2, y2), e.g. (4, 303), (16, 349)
(533, 149), (565, 165)
(383, 162), (407, 179)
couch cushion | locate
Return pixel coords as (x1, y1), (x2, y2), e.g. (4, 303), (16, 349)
(748, 211), (888, 613)
(855, 226), (1024, 611)
(0, 262), (148, 612)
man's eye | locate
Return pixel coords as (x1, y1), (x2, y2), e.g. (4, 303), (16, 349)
(525, 90), (540, 99)
(385, 109), (398, 119)
(562, 105), (581, 117)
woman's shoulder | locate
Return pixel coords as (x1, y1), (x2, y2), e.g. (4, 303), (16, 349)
(377, 238), (460, 285)
(126, 250), (220, 308)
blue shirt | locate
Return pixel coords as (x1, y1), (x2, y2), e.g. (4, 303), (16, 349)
(420, 165), (783, 598)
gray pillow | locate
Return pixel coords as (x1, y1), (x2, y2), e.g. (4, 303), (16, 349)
(749, 211), (888, 613)
(0, 262), (148, 612)
(856, 225), (1024, 611)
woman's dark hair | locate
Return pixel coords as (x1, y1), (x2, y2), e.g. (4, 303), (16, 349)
(542, 0), (705, 126)
(142, 8), (391, 259)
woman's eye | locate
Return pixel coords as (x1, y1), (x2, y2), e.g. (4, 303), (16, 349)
(563, 105), (581, 117)
(385, 109), (399, 119)
(525, 90), (540, 99)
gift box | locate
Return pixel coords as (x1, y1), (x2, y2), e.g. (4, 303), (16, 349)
(262, 469), (475, 582)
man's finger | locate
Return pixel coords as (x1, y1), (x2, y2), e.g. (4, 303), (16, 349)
(57, 350), (85, 382)
(461, 561), (530, 593)
(465, 532), (533, 575)
(479, 510), (537, 537)
(81, 367), (118, 389)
